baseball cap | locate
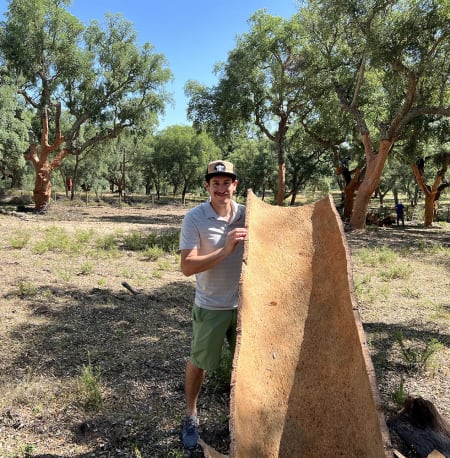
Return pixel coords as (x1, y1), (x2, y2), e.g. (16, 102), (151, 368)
(205, 160), (237, 181)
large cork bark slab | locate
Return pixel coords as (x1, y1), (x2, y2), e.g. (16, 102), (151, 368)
(229, 191), (392, 457)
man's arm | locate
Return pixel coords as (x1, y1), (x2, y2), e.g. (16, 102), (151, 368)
(180, 227), (247, 277)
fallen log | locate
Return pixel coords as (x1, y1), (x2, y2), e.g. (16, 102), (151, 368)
(389, 396), (450, 457)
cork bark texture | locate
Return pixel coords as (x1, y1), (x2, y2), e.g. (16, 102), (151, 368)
(229, 191), (392, 457)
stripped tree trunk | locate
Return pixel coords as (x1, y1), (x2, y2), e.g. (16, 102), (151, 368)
(412, 163), (448, 227)
(24, 105), (69, 212)
(336, 166), (362, 220)
(349, 137), (392, 229)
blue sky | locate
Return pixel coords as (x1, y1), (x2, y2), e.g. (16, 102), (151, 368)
(0, 0), (298, 129)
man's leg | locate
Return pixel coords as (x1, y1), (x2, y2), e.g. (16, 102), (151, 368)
(182, 360), (205, 449)
(185, 360), (205, 417)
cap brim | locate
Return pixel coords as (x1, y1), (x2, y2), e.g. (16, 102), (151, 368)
(205, 172), (237, 181)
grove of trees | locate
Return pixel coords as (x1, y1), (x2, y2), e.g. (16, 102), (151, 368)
(0, 0), (449, 228)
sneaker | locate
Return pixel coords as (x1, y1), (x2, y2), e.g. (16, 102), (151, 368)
(182, 415), (199, 449)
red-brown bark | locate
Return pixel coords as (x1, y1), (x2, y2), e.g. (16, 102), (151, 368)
(348, 137), (393, 230)
(411, 164), (443, 227)
(24, 105), (68, 211)
(336, 166), (362, 219)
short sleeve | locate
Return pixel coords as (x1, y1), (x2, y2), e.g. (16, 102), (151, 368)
(179, 211), (200, 251)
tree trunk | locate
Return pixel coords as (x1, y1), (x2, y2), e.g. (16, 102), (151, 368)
(276, 162), (286, 206)
(274, 127), (288, 206)
(33, 161), (53, 211)
(411, 164), (446, 227)
(181, 184), (188, 205)
(289, 189), (298, 206)
(24, 105), (67, 212)
(424, 193), (436, 227)
(348, 137), (392, 230)
(339, 167), (362, 220)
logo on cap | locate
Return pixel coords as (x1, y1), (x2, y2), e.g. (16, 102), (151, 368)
(215, 164), (226, 172)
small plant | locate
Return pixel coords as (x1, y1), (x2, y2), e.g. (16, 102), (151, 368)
(393, 330), (443, 373)
(158, 230), (180, 254)
(9, 230), (30, 249)
(32, 404), (43, 416)
(167, 451), (184, 458)
(357, 246), (397, 267)
(152, 270), (163, 279)
(56, 267), (72, 282)
(78, 353), (103, 411)
(21, 443), (35, 457)
(379, 263), (413, 281)
(80, 262), (94, 275)
(144, 246), (164, 261)
(353, 273), (375, 303)
(75, 228), (95, 244)
(18, 280), (38, 297)
(391, 378), (408, 408)
(32, 226), (73, 254)
(123, 231), (157, 251)
(133, 445), (143, 458)
(157, 258), (172, 271)
(95, 233), (117, 251)
(402, 287), (420, 299)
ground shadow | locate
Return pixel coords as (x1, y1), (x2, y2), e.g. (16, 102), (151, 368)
(1, 280), (230, 457)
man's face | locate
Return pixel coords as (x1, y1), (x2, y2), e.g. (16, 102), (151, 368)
(205, 175), (238, 204)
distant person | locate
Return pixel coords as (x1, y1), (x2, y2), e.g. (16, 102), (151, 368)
(396, 202), (405, 227)
(179, 160), (247, 450)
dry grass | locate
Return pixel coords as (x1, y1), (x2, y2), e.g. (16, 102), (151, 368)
(0, 199), (448, 457)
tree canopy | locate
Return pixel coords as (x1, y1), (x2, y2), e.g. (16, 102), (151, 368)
(0, 0), (172, 209)
(0, 0), (448, 228)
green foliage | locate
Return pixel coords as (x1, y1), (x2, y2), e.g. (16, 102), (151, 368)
(356, 247), (397, 267)
(56, 267), (73, 282)
(393, 330), (443, 374)
(20, 443), (35, 458)
(156, 258), (172, 271)
(78, 354), (103, 411)
(123, 231), (158, 251)
(9, 230), (30, 249)
(148, 126), (219, 201)
(158, 230), (180, 254)
(151, 270), (163, 279)
(0, 0), (172, 206)
(0, 81), (31, 190)
(75, 229), (95, 244)
(31, 227), (75, 254)
(17, 280), (38, 297)
(94, 234), (118, 252)
(379, 264), (413, 281)
(391, 378), (408, 409)
(123, 229), (179, 255)
(143, 246), (164, 261)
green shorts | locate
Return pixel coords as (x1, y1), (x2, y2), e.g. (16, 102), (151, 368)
(190, 304), (237, 372)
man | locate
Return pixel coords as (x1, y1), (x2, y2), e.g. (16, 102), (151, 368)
(396, 201), (405, 227)
(179, 160), (247, 449)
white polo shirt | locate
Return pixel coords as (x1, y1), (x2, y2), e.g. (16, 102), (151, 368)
(179, 200), (246, 310)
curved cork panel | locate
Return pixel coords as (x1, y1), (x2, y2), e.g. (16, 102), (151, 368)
(229, 191), (392, 457)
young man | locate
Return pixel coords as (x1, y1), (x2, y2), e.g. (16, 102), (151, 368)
(179, 160), (247, 449)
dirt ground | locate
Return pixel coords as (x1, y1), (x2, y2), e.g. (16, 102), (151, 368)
(0, 198), (448, 458)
